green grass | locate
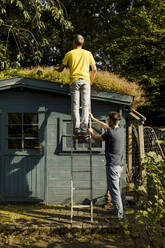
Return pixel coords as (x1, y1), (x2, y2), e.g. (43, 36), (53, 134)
(0, 66), (145, 108)
(0, 204), (135, 247)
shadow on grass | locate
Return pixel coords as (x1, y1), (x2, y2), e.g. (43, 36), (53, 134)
(0, 204), (135, 248)
(0, 203), (114, 227)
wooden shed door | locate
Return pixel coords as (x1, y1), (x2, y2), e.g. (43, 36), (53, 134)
(0, 106), (46, 202)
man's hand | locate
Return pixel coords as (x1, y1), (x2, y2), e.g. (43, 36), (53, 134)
(88, 127), (94, 135)
(89, 114), (110, 130)
(54, 64), (65, 72)
(54, 66), (60, 71)
(89, 113), (95, 121)
(88, 127), (103, 141)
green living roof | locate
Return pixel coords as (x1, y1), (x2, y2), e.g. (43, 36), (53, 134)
(0, 76), (133, 106)
(0, 67), (145, 108)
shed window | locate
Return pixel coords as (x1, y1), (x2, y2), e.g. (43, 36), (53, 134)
(62, 120), (104, 151)
(8, 113), (39, 150)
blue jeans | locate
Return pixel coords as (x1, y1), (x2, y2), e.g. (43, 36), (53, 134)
(106, 165), (123, 219)
(70, 79), (90, 130)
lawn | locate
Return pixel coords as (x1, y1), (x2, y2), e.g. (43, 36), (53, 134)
(0, 203), (134, 247)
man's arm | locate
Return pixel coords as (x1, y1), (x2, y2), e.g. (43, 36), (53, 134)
(90, 64), (97, 84)
(90, 113), (110, 129)
(54, 64), (66, 72)
(88, 128), (103, 141)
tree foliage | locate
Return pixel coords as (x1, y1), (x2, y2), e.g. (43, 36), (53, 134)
(61, 0), (165, 124)
(0, 0), (72, 69)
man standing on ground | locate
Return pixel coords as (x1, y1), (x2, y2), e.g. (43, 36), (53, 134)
(88, 112), (125, 220)
(54, 34), (97, 136)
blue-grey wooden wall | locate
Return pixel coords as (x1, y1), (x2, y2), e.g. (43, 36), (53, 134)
(0, 88), (126, 204)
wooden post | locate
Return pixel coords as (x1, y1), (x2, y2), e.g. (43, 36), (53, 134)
(138, 123), (146, 183)
(127, 123), (133, 182)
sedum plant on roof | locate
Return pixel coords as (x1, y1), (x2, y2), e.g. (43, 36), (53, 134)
(0, 66), (145, 109)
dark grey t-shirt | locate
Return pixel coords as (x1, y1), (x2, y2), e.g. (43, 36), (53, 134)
(102, 127), (124, 166)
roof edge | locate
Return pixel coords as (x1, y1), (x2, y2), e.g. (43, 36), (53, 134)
(0, 77), (134, 104)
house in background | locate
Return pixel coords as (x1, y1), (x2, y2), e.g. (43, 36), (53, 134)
(0, 77), (134, 204)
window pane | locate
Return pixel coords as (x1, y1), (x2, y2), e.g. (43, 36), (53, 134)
(8, 125), (22, 137)
(92, 140), (102, 148)
(77, 142), (84, 148)
(24, 126), (38, 137)
(8, 112), (39, 150)
(8, 113), (21, 124)
(24, 139), (39, 149)
(78, 139), (89, 148)
(23, 114), (38, 124)
(66, 122), (72, 147)
(8, 139), (22, 149)
(63, 120), (103, 151)
(66, 137), (72, 147)
(66, 122), (72, 134)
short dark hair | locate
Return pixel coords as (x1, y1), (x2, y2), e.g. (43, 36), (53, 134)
(73, 34), (84, 46)
(108, 112), (121, 124)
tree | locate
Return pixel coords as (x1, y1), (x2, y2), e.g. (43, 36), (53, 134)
(61, 0), (165, 124)
(105, 0), (165, 124)
(0, 0), (72, 69)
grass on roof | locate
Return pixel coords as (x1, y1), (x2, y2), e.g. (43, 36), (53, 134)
(0, 66), (145, 108)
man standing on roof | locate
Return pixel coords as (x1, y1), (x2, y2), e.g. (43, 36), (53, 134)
(54, 34), (97, 136)
(88, 112), (124, 220)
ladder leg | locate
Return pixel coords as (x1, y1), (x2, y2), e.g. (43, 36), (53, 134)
(71, 121), (74, 225)
(90, 161), (93, 222)
(89, 105), (93, 223)
(90, 146), (93, 222)
(71, 171), (73, 224)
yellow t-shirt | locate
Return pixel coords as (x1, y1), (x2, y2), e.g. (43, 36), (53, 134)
(62, 48), (95, 84)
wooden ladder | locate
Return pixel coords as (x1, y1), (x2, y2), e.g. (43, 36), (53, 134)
(70, 115), (93, 225)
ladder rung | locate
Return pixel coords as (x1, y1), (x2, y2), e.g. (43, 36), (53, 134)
(63, 135), (74, 137)
(70, 153), (92, 156)
(72, 170), (91, 173)
(72, 149), (92, 152)
(72, 205), (91, 208)
(73, 187), (91, 190)
(63, 135), (91, 138)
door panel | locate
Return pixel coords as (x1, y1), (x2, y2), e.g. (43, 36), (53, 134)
(0, 105), (46, 202)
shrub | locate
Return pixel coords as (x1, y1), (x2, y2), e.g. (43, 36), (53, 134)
(125, 152), (165, 248)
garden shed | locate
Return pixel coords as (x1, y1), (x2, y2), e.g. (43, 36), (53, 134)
(0, 76), (134, 204)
